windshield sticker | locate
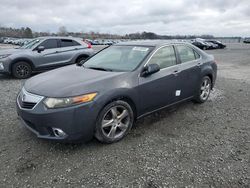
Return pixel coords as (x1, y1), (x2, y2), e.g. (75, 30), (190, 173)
(132, 47), (149, 52)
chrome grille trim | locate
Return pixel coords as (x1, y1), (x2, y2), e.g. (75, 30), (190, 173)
(17, 88), (44, 110)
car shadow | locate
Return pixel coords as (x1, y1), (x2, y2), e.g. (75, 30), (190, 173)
(34, 100), (195, 152)
(0, 73), (40, 80)
(0, 74), (13, 80)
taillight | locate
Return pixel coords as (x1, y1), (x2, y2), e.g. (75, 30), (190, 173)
(87, 42), (92, 49)
(84, 40), (92, 48)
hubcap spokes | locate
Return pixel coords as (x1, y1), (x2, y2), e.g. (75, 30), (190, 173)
(200, 79), (210, 100)
(101, 106), (130, 139)
(16, 65), (28, 77)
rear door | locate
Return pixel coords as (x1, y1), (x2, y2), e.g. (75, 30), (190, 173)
(175, 45), (202, 100)
(138, 45), (180, 114)
(57, 39), (83, 64)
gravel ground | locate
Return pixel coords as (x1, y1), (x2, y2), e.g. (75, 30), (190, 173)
(0, 43), (249, 187)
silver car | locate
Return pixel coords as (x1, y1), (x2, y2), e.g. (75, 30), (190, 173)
(0, 37), (94, 78)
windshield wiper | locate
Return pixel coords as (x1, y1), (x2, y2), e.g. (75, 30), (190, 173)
(85, 66), (113, 72)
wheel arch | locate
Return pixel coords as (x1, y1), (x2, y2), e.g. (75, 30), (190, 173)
(201, 65), (215, 89)
(75, 54), (90, 63)
(10, 58), (35, 72)
(99, 94), (138, 121)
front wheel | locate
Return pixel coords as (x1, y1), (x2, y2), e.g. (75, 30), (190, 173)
(95, 100), (134, 143)
(12, 61), (32, 79)
(193, 76), (212, 103)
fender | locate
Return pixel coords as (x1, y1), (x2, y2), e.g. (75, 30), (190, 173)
(72, 49), (94, 63)
(200, 61), (217, 87)
(9, 57), (35, 72)
(94, 88), (139, 118)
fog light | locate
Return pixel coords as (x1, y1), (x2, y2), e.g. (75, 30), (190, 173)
(0, 63), (4, 70)
(52, 128), (67, 138)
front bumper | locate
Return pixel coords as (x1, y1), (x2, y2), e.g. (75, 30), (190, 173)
(16, 93), (100, 142)
(0, 58), (11, 74)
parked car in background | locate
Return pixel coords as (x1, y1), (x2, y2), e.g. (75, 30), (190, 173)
(0, 37), (4, 43)
(103, 40), (114, 45)
(86, 39), (100, 45)
(206, 40), (226, 49)
(192, 41), (211, 50)
(205, 41), (219, 49)
(16, 40), (217, 143)
(0, 36), (94, 78)
(243, 38), (250, 44)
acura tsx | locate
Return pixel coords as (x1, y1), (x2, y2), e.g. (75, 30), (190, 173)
(16, 40), (217, 143)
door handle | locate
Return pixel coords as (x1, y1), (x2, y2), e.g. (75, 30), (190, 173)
(197, 62), (202, 67)
(173, 70), (180, 76)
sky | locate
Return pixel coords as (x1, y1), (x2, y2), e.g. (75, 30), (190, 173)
(0, 0), (250, 37)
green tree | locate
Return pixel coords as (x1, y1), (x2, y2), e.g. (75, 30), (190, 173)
(58, 26), (68, 36)
(24, 27), (33, 38)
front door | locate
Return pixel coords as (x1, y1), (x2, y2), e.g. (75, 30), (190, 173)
(138, 45), (180, 115)
(32, 39), (63, 70)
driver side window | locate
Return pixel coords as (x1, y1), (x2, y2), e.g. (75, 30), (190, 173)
(148, 46), (177, 69)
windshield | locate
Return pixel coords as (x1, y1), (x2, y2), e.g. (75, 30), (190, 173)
(83, 45), (152, 72)
(20, 39), (41, 49)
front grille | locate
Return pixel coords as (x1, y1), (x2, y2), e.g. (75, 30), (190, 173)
(19, 100), (36, 109)
(17, 88), (44, 110)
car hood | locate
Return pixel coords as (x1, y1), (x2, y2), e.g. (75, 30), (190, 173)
(24, 65), (126, 97)
(0, 48), (27, 55)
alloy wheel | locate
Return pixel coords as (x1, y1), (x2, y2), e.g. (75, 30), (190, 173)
(16, 64), (29, 77)
(101, 105), (130, 139)
(200, 78), (211, 101)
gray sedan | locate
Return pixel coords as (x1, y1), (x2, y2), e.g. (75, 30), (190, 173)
(16, 40), (217, 143)
(0, 37), (94, 78)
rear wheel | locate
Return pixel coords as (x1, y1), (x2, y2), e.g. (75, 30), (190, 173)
(12, 61), (32, 79)
(76, 56), (88, 64)
(95, 100), (134, 143)
(193, 76), (211, 103)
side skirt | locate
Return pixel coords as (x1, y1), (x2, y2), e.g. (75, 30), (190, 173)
(137, 96), (194, 120)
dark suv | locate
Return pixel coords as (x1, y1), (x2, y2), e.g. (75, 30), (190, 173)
(0, 37), (94, 78)
(17, 40), (217, 143)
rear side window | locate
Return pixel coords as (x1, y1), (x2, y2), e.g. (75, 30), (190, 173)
(148, 46), (177, 69)
(60, 39), (80, 47)
(194, 50), (200, 59)
(176, 45), (197, 63)
(40, 39), (58, 49)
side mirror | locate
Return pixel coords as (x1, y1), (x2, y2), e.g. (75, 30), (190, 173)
(37, 46), (45, 53)
(141, 63), (160, 77)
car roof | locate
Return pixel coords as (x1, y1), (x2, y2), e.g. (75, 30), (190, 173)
(115, 40), (189, 47)
(36, 36), (81, 40)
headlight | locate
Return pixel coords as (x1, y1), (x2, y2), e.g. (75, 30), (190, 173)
(0, 62), (4, 70)
(0, 54), (10, 59)
(43, 92), (97, 109)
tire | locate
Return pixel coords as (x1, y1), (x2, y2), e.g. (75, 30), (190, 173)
(12, 61), (32, 79)
(76, 56), (88, 64)
(193, 76), (212, 103)
(95, 100), (134, 144)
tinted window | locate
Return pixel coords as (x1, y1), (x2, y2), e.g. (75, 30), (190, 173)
(60, 39), (80, 47)
(84, 46), (152, 72)
(40, 39), (58, 49)
(148, 46), (176, 69)
(194, 50), (200, 59)
(176, 45), (196, 63)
